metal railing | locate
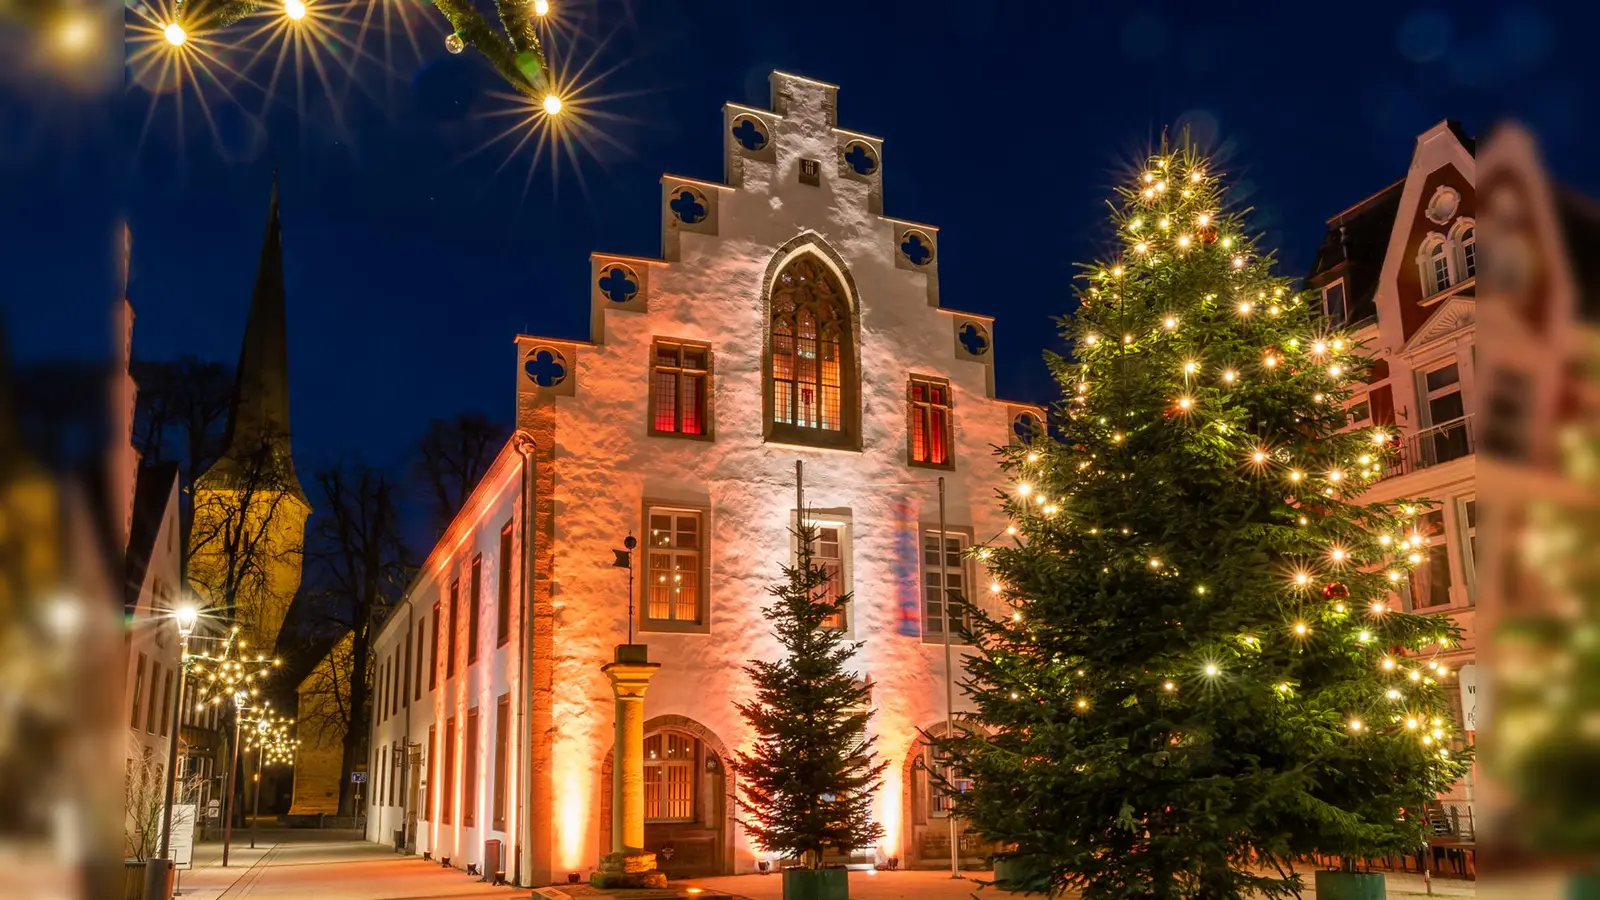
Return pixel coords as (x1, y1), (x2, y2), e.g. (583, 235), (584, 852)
(1382, 415), (1475, 479)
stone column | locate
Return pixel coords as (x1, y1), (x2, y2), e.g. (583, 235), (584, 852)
(595, 645), (666, 889)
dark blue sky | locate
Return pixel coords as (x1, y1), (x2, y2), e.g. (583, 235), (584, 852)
(5, 0), (1596, 474)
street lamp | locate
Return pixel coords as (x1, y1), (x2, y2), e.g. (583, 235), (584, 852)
(150, 603), (200, 900)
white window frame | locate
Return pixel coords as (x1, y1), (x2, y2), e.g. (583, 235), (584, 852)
(1450, 219), (1476, 281)
(1456, 497), (1477, 606)
(1321, 278), (1348, 324)
(1407, 507), (1454, 611)
(1417, 357), (1464, 429)
(921, 529), (972, 645)
(1416, 235), (1453, 298)
(797, 517), (853, 632)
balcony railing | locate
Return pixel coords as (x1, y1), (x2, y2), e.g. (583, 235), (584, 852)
(1382, 415), (1475, 479)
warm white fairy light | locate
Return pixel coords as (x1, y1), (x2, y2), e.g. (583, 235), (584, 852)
(1164, 316), (1178, 330)
(1357, 630), (1371, 642)
(1163, 680), (1176, 691)
(1222, 370), (1237, 384)
(1232, 256), (1246, 269)
(1289, 470), (1303, 482)
(1135, 242), (1149, 254)
(1252, 450), (1268, 464)
(1387, 571), (1401, 582)
(1294, 572), (1310, 586)
(1312, 341), (1327, 355)
(1238, 301), (1253, 315)
(1293, 622), (1309, 636)
(1176, 397), (1193, 411)
(1386, 689), (1402, 700)
(1328, 364), (1343, 378)
(1148, 558), (1162, 569)
(1330, 548), (1347, 562)
(1264, 355), (1278, 368)
(1084, 334), (1098, 345)
(1017, 483), (1032, 497)
(1204, 664), (1219, 677)
(1328, 470), (1343, 482)
(1348, 719), (1364, 732)
(1383, 658), (1397, 671)
(1196, 212), (1210, 225)
(1158, 217), (1170, 229)
(1123, 334), (1133, 344)
(1177, 235), (1191, 248)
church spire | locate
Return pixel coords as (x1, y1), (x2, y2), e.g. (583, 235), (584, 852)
(213, 174), (302, 497)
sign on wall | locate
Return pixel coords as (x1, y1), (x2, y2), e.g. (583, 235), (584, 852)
(1459, 664), (1478, 732)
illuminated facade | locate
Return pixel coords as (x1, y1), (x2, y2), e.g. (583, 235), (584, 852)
(364, 71), (1037, 885)
(1305, 121), (1479, 827)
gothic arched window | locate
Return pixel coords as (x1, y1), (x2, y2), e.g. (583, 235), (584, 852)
(767, 254), (857, 446)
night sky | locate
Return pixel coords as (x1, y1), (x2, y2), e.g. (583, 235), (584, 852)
(5, 0), (1597, 477)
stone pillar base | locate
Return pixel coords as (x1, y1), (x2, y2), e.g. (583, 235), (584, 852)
(591, 850), (666, 888)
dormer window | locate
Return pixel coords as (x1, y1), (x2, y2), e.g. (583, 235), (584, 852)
(1321, 279), (1347, 325)
(1428, 241), (1451, 294)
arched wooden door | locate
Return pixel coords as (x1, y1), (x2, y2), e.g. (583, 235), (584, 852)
(600, 721), (734, 877)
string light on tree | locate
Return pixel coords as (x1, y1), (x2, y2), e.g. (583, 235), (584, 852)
(942, 141), (1469, 899)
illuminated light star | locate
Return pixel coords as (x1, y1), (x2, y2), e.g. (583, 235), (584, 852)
(163, 22), (187, 45)
(284, 0), (306, 20)
(543, 94), (564, 115)
(535, 0), (551, 13)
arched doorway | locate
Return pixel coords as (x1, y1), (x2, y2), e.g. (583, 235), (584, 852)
(600, 715), (735, 878)
(901, 724), (1001, 869)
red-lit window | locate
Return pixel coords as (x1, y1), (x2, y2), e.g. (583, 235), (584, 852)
(650, 341), (710, 436)
(909, 377), (952, 466)
(442, 716), (456, 824)
(770, 256), (850, 437)
(646, 509), (702, 624)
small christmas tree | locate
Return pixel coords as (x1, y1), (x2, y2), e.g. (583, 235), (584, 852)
(947, 141), (1472, 899)
(735, 519), (887, 870)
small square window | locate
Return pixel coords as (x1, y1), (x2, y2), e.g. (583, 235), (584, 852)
(799, 158), (821, 186)
(1347, 397), (1371, 426)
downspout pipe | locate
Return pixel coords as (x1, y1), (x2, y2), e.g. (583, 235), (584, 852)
(513, 434), (536, 886)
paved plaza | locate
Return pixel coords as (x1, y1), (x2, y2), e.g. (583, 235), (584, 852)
(164, 830), (1490, 900)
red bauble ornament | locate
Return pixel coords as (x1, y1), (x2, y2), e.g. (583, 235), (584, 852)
(1198, 225), (1219, 245)
(1322, 581), (1350, 600)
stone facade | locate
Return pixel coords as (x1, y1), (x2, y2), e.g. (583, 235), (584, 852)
(365, 71), (1034, 886)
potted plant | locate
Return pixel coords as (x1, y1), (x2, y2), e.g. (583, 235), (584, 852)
(124, 746), (168, 900)
(734, 518), (889, 900)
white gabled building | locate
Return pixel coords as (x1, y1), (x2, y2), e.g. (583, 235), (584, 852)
(365, 71), (1039, 887)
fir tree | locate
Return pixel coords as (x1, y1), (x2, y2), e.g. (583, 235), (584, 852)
(947, 143), (1472, 899)
(735, 520), (888, 868)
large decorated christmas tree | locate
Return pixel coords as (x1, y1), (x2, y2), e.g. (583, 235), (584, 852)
(947, 143), (1472, 899)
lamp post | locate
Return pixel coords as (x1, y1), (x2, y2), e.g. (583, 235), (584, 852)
(157, 604), (198, 862)
(146, 604), (199, 900)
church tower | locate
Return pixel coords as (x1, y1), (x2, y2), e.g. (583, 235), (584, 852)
(187, 177), (309, 654)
